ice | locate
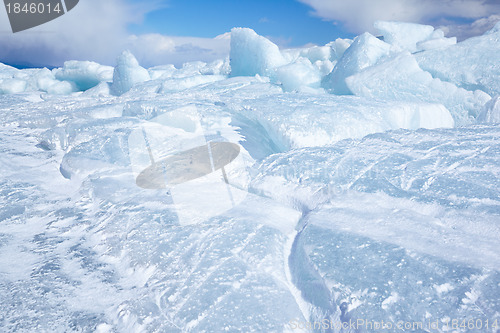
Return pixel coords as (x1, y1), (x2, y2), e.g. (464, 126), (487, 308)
(478, 96), (500, 123)
(159, 75), (226, 93)
(230, 28), (286, 77)
(374, 21), (435, 52)
(415, 24), (500, 96)
(0, 21), (499, 333)
(346, 52), (491, 125)
(322, 32), (393, 95)
(274, 58), (321, 92)
(0, 78), (27, 94)
(148, 64), (177, 80)
(242, 93), (453, 149)
(332, 38), (353, 59)
(416, 35), (456, 51)
(252, 125), (500, 328)
(81, 81), (112, 97)
(300, 45), (333, 63)
(53, 60), (114, 91)
(110, 51), (151, 96)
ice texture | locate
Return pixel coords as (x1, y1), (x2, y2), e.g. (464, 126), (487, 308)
(416, 29), (457, 52)
(322, 32), (393, 95)
(230, 28), (286, 77)
(415, 22), (500, 97)
(54, 61), (114, 91)
(242, 93), (453, 148)
(0, 21), (499, 333)
(274, 58), (321, 92)
(111, 51), (151, 96)
(252, 125), (500, 329)
(346, 52), (491, 125)
(374, 21), (435, 52)
(478, 96), (500, 123)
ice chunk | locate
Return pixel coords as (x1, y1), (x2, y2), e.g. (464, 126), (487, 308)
(54, 61), (113, 91)
(416, 36), (456, 51)
(313, 59), (335, 77)
(322, 32), (393, 95)
(176, 61), (209, 77)
(0, 78), (27, 94)
(477, 96), (500, 123)
(110, 51), (150, 96)
(201, 59), (231, 76)
(28, 68), (56, 91)
(245, 93), (453, 149)
(21, 68), (76, 95)
(300, 45), (333, 63)
(0, 63), (21, 79)
(81, 82), (111, 97)
(274, 58), (321, 92)
(230, 28), (286, 77)
(45, 80), (77, 95)
(374, 21), (434, 52)
(415, 26), (500, 96)
(346, 52), (491, 125)
(416, 28), (456, 51)
(332, 38), (352, 59)
(148, 64), (176, 80)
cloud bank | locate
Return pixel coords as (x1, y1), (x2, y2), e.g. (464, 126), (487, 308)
(0, 0), (229, 68)
(299, 0), (500, 39)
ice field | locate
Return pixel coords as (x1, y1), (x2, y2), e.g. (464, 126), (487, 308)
(0, 21), (499, 332)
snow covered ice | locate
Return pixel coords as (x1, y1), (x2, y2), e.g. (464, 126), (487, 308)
(0, 21), (499, 332)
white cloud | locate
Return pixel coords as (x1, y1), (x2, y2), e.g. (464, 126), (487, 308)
(0, 0), (140, 66)
(299, 0), (500, 36)
(127, 34), (230, 68)
(0, 0), (230, 68)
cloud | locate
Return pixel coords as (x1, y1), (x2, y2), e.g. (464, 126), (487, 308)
(0, 0), (142, 66)
(439, 14), (500, 40)
(0, 0), (229, 68)
(127, 34), (230, 68)
(298, 0), (500, 37)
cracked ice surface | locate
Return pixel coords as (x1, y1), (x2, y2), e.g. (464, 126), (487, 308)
(0, 22), (499, 333)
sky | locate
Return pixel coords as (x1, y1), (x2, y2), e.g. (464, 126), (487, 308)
(0, 0), (499, 68)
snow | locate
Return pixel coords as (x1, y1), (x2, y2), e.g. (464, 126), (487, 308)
(0, 21), (499, 332)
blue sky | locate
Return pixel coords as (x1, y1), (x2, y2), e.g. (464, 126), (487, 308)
(0, 0), (499, 68)
(128, 0), (355, 47)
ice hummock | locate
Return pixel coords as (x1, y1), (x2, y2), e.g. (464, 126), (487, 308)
(345, 52), (491, 125)
(230, 27), (286, 77)
(0, 19), (499, 333)
(322, 32), (393, 95)
(111, 50), (150, 96)
(415, 21), (500, 97)
(54, 61), (113, 91)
